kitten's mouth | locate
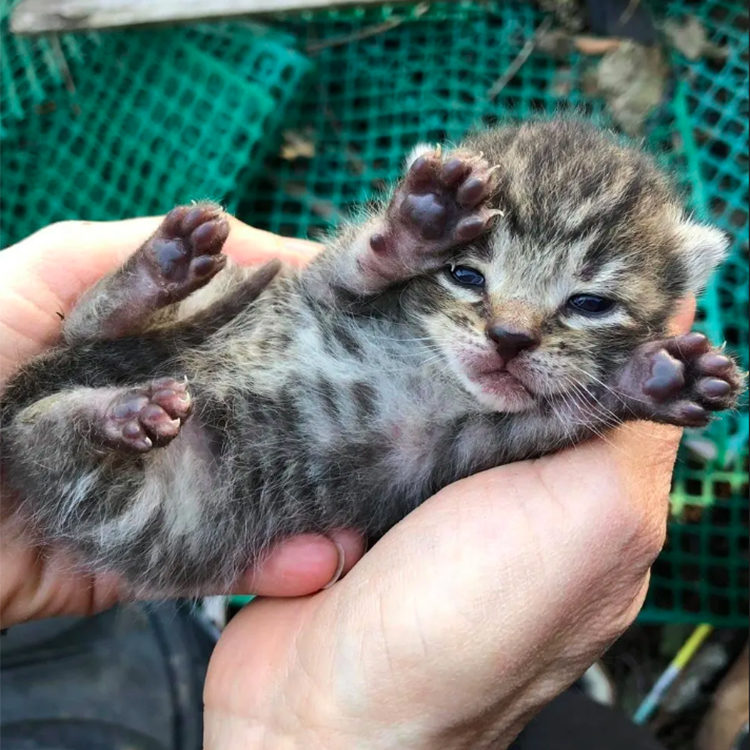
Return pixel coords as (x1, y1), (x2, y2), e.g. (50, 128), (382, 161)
(473, 366), (532, 398)
(456, 351), (537, 410)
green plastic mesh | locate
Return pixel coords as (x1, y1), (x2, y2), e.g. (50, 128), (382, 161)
(0, 21), (310, 246)
(1, 1), (747, 624)
(0, 1), (93, 137)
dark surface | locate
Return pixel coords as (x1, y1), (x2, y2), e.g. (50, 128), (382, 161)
(0, 603), (214, 750)
(512, 687), (666, 750)
(584, 0), (658, 44)
(1, 603), (665, 750)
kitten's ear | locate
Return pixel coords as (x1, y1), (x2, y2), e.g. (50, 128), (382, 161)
(676, 219), (730, 291)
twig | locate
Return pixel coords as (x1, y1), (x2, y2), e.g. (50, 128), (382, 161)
(49, 34), (76, 95)
(49, 33), (80, 116)
(487, 15), (553, 101)
(306, 2), (429, 54)
(619, 0), (641, 29)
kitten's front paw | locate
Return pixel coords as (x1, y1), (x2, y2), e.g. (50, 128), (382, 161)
(619, 333), (744, 427)
(145, 203), (230, 303)
(368, 150), (500, 277)
(99, 378), (193, 452)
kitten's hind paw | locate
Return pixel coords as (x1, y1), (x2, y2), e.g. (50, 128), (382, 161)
(99, 378), (193, 452)
(618, 333), (744, 427)
(145, 202), (230, 303)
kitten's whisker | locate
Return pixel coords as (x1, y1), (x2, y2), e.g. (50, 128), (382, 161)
(567, 380), (622, 428)
(565, 361), (652, 410)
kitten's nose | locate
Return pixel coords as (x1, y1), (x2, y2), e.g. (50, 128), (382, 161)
(486, 324), (539, 361)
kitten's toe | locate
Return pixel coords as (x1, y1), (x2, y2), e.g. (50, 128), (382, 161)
(104, 393), (155, 452)
(162, 203), (222, 238)
(663, 332), (711, 359)
(439, 157), (470, 186)
(139, 404), (182, 446)
(190, 217), (230, 256)
(149, 377), (193, 420)
(695, 377), (734, 409)
(669, 401), (711, 427)
(456, 175), (489, 208)
(408, 153), (440, 188)
(697, 352), (735, 376)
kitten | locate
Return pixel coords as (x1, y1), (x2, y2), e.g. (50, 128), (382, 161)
(1, 120), (743, 593)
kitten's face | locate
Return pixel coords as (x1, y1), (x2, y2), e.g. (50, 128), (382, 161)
(415, 225), (673, 413)
(405, 121), (727, 413)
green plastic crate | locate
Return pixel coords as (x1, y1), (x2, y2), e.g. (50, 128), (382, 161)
(0, 20), (310, 246)
(0, 1), (95, 137)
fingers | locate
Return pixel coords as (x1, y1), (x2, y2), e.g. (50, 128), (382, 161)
(329, 424), (680, 699)
(225, 216), (321, 267)
(0, 534), (123, 627)
(3, 213), (320, 314)
(668, 294), (696, 335)
(0, 528), (366, 626)
(230, 530), (365, 598)
(208, 426), (676, 745)
(535, 422), (679, 538)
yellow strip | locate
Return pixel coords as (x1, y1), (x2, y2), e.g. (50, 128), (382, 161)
(673, 624), (713, 670)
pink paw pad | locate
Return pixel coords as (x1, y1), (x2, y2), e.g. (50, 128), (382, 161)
(101, 378), (193, 452)
(145, 203), (230, 301)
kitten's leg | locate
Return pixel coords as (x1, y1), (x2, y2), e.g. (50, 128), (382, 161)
(63, 203), (229, 343)
(303, 148), (501, 301)
(6, 377), (192, 457)
(610, 333), (744, 427)
(3, 378), (242, 592)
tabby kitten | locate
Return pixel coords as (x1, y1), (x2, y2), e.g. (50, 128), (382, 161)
(1, 120), (742, 592)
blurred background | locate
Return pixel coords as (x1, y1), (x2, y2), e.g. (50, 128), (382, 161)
(1, 1), (748, 748)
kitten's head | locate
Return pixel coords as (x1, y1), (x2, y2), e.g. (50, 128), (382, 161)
(408, 121), (728, 412)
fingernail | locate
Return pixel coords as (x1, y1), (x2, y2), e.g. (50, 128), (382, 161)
(322, 540), (346, 590)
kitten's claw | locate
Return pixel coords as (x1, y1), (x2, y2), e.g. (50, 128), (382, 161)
(619, 332), (743, 427)
(100, 378), (193, 452)
(145, 203), (229, 303)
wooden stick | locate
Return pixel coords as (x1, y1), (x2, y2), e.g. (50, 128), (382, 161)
(11, 0), (410, 34)
(486, 16), (553, 101)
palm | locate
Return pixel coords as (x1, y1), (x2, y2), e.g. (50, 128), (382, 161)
(204, 422), (681, 747)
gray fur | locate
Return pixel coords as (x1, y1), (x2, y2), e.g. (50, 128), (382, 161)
(0, 120), (741, 594)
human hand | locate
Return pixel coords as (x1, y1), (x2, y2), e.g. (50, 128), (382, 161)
(0, 217), (365, 627)
(203, 303), (695, 749)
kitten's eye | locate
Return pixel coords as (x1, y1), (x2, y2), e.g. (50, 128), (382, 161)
(566, 294), (616, 315)
(448, 265), (485, 288)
